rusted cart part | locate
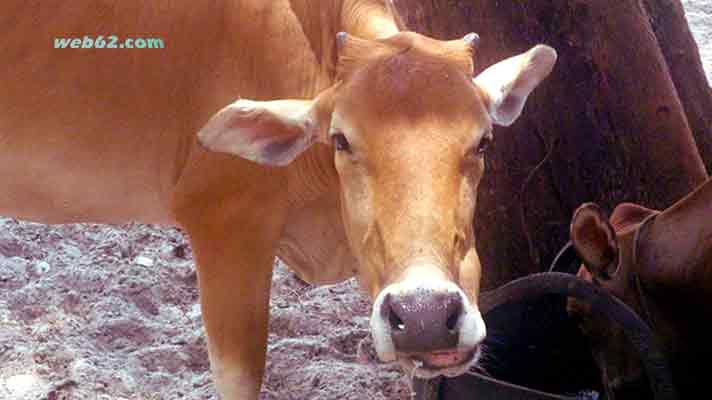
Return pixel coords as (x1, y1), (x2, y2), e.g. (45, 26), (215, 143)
(478, 272), (677, 400)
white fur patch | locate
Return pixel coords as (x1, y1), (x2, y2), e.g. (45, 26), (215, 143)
(370, 289), (397, 362)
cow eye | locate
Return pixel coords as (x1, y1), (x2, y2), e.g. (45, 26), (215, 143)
(332, 133), (351, 152)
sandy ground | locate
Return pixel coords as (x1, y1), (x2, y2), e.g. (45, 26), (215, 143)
(683, 0), (712, 84)
(1, 3), (710, 400)
(0, 220), (410, 400)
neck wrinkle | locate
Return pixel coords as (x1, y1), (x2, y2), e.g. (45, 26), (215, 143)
(286, 145), (339, 208)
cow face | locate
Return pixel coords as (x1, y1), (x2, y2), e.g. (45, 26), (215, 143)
(198, 32), (556, 378)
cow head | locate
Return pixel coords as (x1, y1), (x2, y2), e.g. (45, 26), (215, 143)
(566, 203), (660, 398)
(568, 193), (712, 399)
(565, 199), (712, 399)
(198, 31), (556, 378)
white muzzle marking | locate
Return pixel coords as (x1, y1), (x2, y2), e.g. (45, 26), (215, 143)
(369, 270), (486, 365)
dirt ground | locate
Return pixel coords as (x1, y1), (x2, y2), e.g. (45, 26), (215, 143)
(683, 0), (712, 83)
(0, 219), (410, 400)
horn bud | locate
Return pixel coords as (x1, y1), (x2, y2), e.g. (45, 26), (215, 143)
(336, 31), (349, 50)
(463, 32), (480, 49)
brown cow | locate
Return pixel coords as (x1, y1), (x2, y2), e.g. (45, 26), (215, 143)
(567, 177), (712, 399)
(0, 1), (556, 398)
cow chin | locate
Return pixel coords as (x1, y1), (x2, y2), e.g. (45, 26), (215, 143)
(398, 346), (481, 379)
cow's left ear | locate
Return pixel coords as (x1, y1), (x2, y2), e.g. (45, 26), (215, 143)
(473, 45), (557, 126)
(571, 203), (620, 280)
(198, 96), (331, 166)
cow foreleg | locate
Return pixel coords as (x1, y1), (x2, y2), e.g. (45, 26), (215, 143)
(186, 216), (280, 400)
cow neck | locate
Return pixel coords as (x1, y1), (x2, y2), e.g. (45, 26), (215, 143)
(631, 180), (712, 371)
(288, 0), (343, 85)
(638, 177), (712, 295)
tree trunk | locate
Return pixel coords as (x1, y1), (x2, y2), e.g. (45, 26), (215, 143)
(395, 0), (710, 288)
(643, 0), (712, 174)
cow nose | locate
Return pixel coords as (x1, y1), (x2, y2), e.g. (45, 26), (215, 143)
(381, 289), (463, 353)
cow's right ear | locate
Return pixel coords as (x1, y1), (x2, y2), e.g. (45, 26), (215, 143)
(473, 45), (557, 127)
(198, 95), (332, 167)
(571, 203), (620, 280)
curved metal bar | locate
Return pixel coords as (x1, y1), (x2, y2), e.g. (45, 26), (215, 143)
(548, 240), (575, 273)
(477, 272), (678, 400)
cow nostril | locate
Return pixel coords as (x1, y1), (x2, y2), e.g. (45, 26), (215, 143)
(445, 299), (463, 332)
(389, 309), (405, 332)
(446, 308), (459, 332)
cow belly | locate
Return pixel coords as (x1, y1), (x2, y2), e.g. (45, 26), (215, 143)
(0, 140), (173, 225)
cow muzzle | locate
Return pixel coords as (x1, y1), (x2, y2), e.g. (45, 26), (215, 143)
(369, 270), (486, 379)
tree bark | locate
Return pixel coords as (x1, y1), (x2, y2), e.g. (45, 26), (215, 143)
(394, 0), (710, 288)
(642, 0), (712, 174)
